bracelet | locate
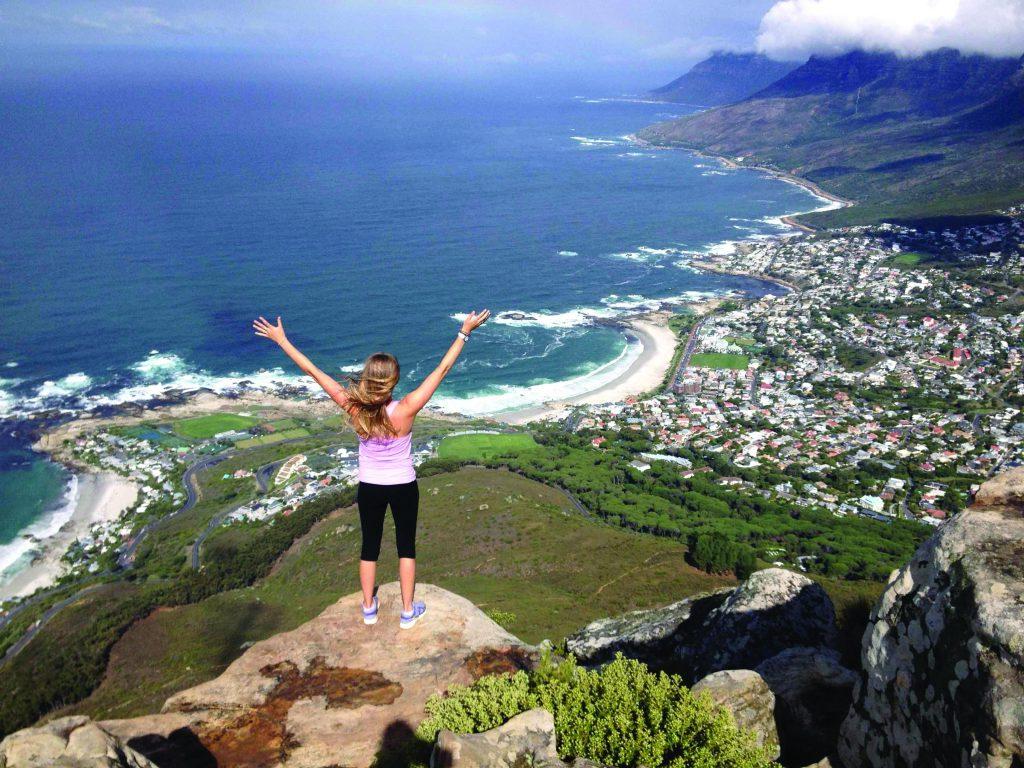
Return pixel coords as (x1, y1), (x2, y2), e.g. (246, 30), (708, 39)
(457, 331), (470, 342)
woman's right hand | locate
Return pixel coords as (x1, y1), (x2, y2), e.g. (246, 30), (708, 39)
(460, 309), (491, 335)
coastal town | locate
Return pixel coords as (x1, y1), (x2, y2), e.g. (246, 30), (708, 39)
(572, 213), (1024, 527)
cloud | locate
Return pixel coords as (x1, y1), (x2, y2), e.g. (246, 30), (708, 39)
(756, 0), (1024, 59)
(640, 35), (741, 61)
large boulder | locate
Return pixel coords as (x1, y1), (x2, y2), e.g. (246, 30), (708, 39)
(98, 583), (536, 768)
(838, 467), (1024, 768)
(755, 648), (856, 766)
(565, 590), (730, 667)
(680, 568), (838, 680)
(0, 716), (157, 768)
(691, 669), (780, 760)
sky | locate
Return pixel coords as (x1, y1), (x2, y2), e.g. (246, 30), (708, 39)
(1, 1), (1022, 89)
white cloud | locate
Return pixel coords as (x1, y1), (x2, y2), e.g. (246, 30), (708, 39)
(640, 35), (739, 61)
(756, 0), (1024, 59)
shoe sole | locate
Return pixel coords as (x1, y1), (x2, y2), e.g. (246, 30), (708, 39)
(399, 608), (426, 630)
(363, 615), (378, 625)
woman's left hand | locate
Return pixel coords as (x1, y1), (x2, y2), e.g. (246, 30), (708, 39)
(253, 316), (288, 345)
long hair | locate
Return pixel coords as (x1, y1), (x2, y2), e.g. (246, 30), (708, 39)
(345, 352), (400, 438)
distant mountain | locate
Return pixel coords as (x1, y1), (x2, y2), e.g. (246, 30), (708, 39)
(650, 52), (802, 106)
(639, 49), (1024, 226)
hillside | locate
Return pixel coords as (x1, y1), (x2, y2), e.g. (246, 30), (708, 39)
(639, 49), (1024, 226)
(40, 468), (731, 723)
(650, 51), (801, 106)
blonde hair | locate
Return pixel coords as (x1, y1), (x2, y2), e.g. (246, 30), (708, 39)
(345, 352), (400, 438)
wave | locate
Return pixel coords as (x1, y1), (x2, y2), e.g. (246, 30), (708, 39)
(570, 135), (624, 148)
(556, 250), (578, 257)
(0, 474), (78, 580)
(0, 351), (321, 421)
(451, 290), (716, 333)
(4, 362), (18, 368)
(35, 372), (93, 400)
(608, 245), (683, 263)
(431, 336), (642, 416)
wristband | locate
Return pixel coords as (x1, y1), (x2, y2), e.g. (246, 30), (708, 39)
(457, 331), (470, 342)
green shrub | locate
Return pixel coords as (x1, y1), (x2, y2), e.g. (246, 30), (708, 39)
(418, 655), (776, 768)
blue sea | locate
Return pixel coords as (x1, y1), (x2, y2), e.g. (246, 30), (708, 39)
(0, 75), (827, 579)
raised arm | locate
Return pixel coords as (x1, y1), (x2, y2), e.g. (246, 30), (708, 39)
(397, 310), (490, 417)
(252, 316), (349, 409)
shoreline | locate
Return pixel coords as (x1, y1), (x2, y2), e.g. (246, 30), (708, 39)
(495, 312), (679, 425)
(0, 471), (138, 603)
(629, 136), (853, 231)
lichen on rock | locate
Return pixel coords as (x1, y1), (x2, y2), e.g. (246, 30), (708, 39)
(838, 466), (1024, 768)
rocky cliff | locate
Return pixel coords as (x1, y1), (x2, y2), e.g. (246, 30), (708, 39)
(1, 583), (535, 768)
(838, 467), (1024, 768)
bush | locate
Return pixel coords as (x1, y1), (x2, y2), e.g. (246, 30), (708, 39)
(418, 655), (776, 768)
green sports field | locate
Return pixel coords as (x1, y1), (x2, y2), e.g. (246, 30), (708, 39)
(689, 352), (749, 370)
(437, 432), (539, 460)
(172, 413), (259, 439)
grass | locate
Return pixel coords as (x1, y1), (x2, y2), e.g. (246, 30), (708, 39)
(724, 336), (756, 347)
(172, 413), (258, 440)
(886, 252), (928, 267)
(689, 352), (749, 370)
(437, 432), (539, 461)
(58, 468), (733, 721)
(234, 427), (310, 449)
(266, 418), (300, 431)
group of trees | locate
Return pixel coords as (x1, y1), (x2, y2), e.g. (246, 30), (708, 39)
(456, 425), (928, 583)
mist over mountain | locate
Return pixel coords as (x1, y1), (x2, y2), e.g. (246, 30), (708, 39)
(639, 48), (1024, 226)
(650, 52), (802, 106)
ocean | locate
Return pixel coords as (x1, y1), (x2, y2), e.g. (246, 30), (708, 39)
(0, 75), (828, 580)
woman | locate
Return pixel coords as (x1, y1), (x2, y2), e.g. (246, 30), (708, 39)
(252, 310), (490, 628)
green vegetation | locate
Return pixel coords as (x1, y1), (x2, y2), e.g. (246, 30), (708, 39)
(690, 353), (749, 370)
(52, 469), (730, 723)
(265, 417), (300, 431)
(437, 432), (539, 461)
(834, 343), (884, 372)
(0, 488), (352, 738)
(477, 427), (926, 582)
(886, 251), (927, 267)
(234, 427), (310, 449)
(417, 654), (775, 768)
(725, 335), (757, 347)
(172, 413), (258, 439)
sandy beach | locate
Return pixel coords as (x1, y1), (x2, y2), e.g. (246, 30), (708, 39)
(498, 313), (679, 425)
(0, 472), (138, 602)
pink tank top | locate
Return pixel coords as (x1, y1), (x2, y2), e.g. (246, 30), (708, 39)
(357, 401), (416, 485)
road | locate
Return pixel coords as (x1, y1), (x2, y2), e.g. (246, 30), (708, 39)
(2, 583), (108, 663)
(116, 452), (230, 568)
(670, 315), (709, 390)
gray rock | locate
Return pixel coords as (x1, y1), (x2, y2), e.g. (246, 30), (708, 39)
(692, 669), (780, 759)
(565, 590), (730, 666)
(431, 709), (608, 768)
(0, 716), (157, 768)
(838, 467), (1024, 768)
(680, 568), (838, 680)
(755, 647), (856, 765)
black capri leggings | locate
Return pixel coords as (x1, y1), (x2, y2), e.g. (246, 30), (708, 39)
(357, 480), (419, 561)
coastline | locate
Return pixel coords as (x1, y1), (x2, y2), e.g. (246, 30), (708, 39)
(496, 312), (679, 425)
(629, 135), (854, 230)
(0, 472), (137, 602)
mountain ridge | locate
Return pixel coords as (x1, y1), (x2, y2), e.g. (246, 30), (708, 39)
(650, 51), (802, 106)
(638, 48), (1024, 226)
